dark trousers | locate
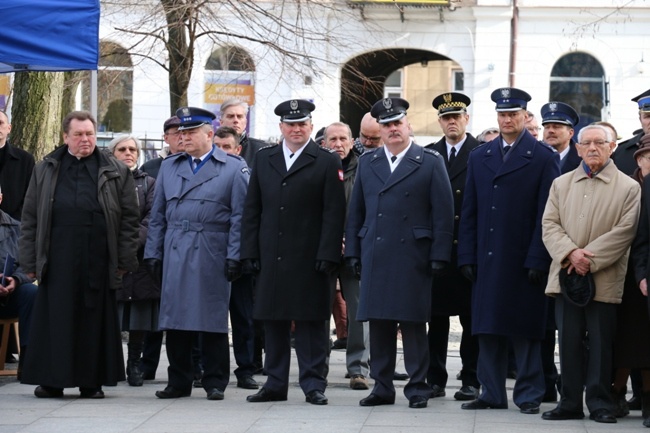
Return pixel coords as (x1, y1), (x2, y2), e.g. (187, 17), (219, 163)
(166, 330), (229, 393)
(263, 320), (328, 395)
(229, 274), (256, 379)
(369, 320), (430, 400)
(0, 282), (37, 348)
(140, 331), (163, 378)
(556, 297), (616, 413)
(477, 334), (545, 407)
(427, 313), (479, 388)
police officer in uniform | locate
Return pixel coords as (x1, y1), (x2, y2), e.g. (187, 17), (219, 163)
(613, 89), (650, 175)
(541, 102), (581, 174)
(241, 99), (346, 405)
(345, 97), (454, 409)
(144, 107), (249, 400)
(458, 88), (560, 414)
(425, 92), (481, 401)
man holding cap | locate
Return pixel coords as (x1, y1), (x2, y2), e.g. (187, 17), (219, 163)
(541, 102), (581, 174)
(345, 97), (454, 409)
(241, 99), (346, 405)
(613, 89), (650, 175)
(458, 87), (560, 414)
(425, 92), (481, 402)
(542, 124), (640, 423)
(145, 106), (249, 401)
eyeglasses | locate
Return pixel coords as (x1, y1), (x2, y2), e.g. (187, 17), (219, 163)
(359, 133), (381, 143)
(577, 140), (609, 147)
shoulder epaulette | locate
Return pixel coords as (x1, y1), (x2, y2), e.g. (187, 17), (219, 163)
(359, 148), (379, 158)
(423, 148), (440, 157)
(226, 153), (244, 161)
(319, 147), (336, 154)
(258, 143), (278, 152)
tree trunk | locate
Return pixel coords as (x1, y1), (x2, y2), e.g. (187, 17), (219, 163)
(11, 71), (64, 161)
(162, 0), (193, 111)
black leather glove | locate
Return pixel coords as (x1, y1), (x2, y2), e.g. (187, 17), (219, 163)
(345, 257), (361, 280)
(528, 268), (548, 286)
(430, 260), (448, 277)
(225, 259), (242, 282)
(315, 260), (338, 274)
(143, 258), (163, 287)
(460, 264), (477, 283)
(241, 259), (261, 275)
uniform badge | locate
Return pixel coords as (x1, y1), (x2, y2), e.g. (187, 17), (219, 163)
(383, 98), (392, 109)
(500, 88), (510, 98)
(338, 169), (344, 181)
(181, 107), (191, 117)
(241, 167), (250, 175)
(443, 93), (452, 103)
(549, 102), (558, 112)
(290, 100), (299, 110)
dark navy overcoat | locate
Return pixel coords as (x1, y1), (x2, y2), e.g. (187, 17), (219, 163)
(345, 143), (454, 323)
(457, 131), (560, 339)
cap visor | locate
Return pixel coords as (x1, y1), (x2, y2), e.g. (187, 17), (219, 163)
(178, 123), (207, 131)
(378, 112), (406, 124)
(282, 115), (311, 123)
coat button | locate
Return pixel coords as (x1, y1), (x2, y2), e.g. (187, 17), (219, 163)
(278, 232), (283, 236)
(200, 200), (205, 204)
(491, 206), (496, 210)
(488, 251), (493, 256)
(378, 213), (383, 217)
(179, 199), (183, 203)
(277, 257), (282, 261)
(403, 215), (407, 220)
(455, 190), (461, 194)
(493, 185), (497, 189)
(405, 192), (410, 196)
(282, 182), (287, 186)
(454, 215), (459, 220)
(376, 237), (381, 241)
(453, 240), (458, 244)
(280, 206), (285, 210)
(400, 239), (405, 243)
(490, 228), (494, 232)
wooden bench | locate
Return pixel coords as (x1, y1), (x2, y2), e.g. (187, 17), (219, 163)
(0, 317), (19, 376)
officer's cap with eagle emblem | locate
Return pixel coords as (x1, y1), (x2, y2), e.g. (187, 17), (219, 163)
(540, 101), (579, 128)
(175, 107), (216, 131)
(274, 99), (315, 123)
(490, 87), (531, 112)
(431, 92), (471, 117)
(370, 97), (409, 124)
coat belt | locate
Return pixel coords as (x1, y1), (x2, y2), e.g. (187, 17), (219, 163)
(168, 220), (230, 232)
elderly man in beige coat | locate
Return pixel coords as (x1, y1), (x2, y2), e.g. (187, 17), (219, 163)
(541, 124), (641, 424)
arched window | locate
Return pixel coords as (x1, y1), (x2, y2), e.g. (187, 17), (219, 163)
(206, 46), (255, 72)
(549, 53), (606, 133)
(96, 41), (133, 133)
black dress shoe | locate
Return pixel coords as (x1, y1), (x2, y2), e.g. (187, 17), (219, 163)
(454, 385), (479, 401)
(393, 372), (409, 381)
(409, 395), (428, 409)
(359, 393), (395, 407)
(237, 376), (259, 390)
(305, 390), (328, 405)
(206, 388), (225, 400)
(79, 387), (104, 399)
(589, 408), (617, 423)
(34, 385), (63, 398)
(461, 399), (507, 410)
(429, 384), (446, 398)
(155, 386), (191, 399)
(519, 402), (540, 414)
(246, 387), (287, 403)
(541, 407), (585, 420)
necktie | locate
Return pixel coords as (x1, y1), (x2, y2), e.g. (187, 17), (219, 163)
(193, 158), (202, 172)
(448, 147), (456, 166)
(503, 146), (511, 154)
(289, 153), (295, 159)
(390, 155), (397, 163)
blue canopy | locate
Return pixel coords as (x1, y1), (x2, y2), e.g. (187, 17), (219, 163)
(0, 0), (100, 72)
